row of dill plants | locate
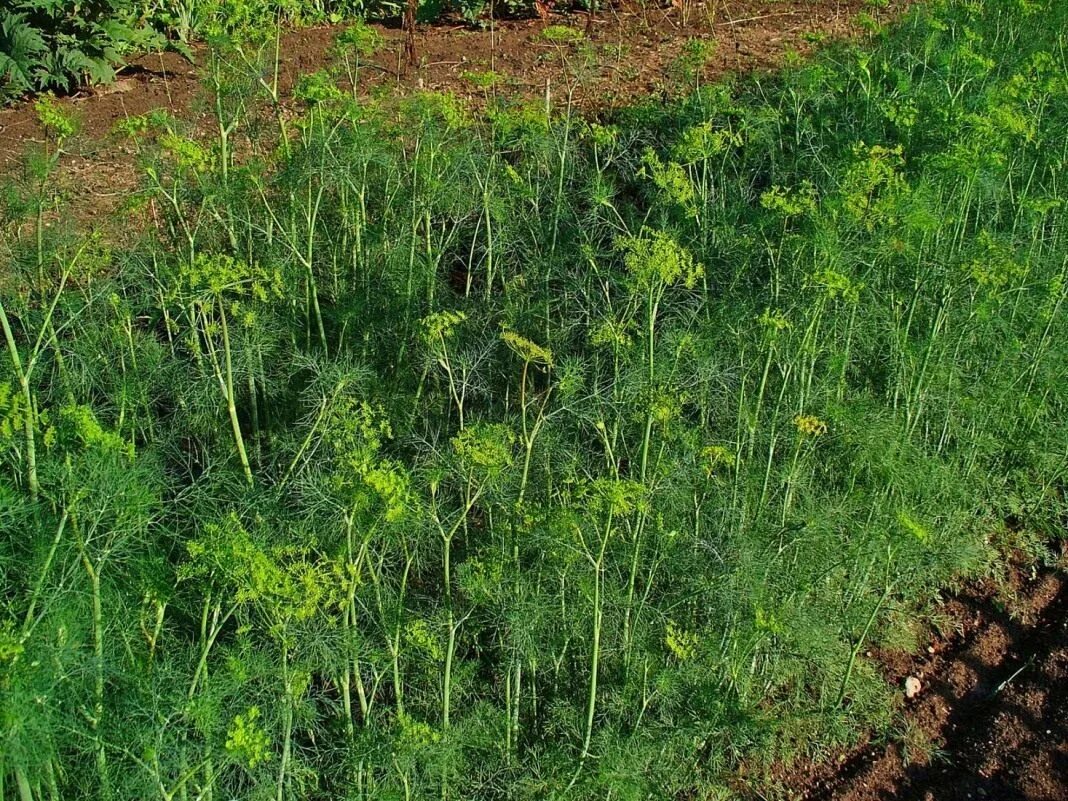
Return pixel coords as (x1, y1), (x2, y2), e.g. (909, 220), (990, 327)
(1, 0), (1065, 799)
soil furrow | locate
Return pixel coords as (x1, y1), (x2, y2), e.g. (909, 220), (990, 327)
(794, 565), (1068, 801)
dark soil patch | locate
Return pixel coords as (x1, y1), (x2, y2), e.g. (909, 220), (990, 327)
(0, 0), (902, 227)
(774, 550), (1068, 801)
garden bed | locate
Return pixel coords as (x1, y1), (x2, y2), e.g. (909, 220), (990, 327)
(0, 1), (1063, 800)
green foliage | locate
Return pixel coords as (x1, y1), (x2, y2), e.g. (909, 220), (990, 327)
(0, 1), (163, 100)
(618, 226), (704, 289)
(225, 706), (273, 768)
(540, 24), (585, 44)
(0, 12), (46, 98)
(2, 1), (1067, 800)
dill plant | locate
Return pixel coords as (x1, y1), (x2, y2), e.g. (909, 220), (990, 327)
(2, 1), (1068, 799)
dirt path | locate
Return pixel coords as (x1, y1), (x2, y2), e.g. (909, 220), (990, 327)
(780, 561), (1068, 801)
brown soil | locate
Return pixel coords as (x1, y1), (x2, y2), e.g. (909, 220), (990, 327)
(772, 552), (1068, 801)
(0, 0), (901, 223)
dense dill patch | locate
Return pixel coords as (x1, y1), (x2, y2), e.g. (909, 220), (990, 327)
(1, 1), (1066, 799)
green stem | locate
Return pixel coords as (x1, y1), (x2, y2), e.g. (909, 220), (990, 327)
(15, 766), (34, 801)
(0, 301), (38, 501)
(218, 304), (253, 485)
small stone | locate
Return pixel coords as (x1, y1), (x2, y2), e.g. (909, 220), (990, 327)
(927, 645), (936, 654)
(905, 675), (922, 699)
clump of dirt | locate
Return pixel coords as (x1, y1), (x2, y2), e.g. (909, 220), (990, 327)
(775, 551), (1068, 801)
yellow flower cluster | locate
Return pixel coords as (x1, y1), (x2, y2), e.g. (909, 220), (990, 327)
(794, 414), (829, 437)
(641, 149), (697, 217)
(501, 330), (554, 367)
(757, 308), (791, 333)
(701, 444), (736, 477)
(405, 619), (444, 662)
(452, 423), (515, 472)
(760, 181), (818, 218)
(420, 310), (467, 344)
(665, 620), (698, 661)
(618, 227), (704, 290)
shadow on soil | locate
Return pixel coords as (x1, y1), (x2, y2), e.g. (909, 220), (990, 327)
(803, 569), (1068, 801)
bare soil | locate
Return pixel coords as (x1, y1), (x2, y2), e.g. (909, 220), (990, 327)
(772, 551), (1068, 801)
(0, 0), (900, 223)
